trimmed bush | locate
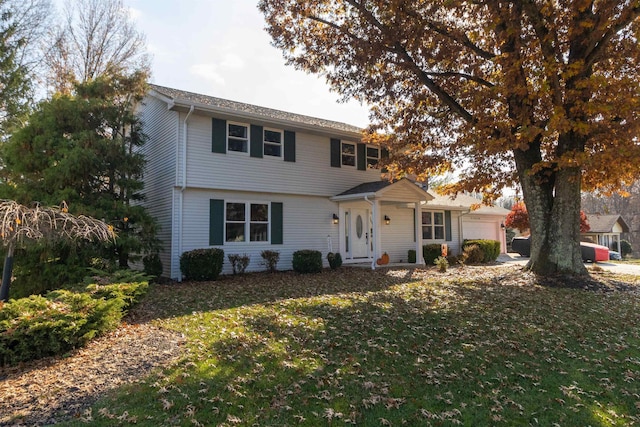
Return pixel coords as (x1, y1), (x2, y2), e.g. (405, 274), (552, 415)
(408, 249), (417, 263)
(0, 281), (148, 366)
(261, 250), (280, 273)
(462, 244), (485, 264)
(143, 253), (163, 277)
(423, 244), (443, 265)
(620, 240), (633, 258)
(327, 252), (343, 270)
(228, 253), (250, 275)
(180, 248), (224, 281)
(434, 256), (449, 272)
(293, 250), (323, 274)
(463, 239), (501, 263)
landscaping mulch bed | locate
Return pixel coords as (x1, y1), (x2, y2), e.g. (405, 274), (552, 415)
(0, 323), (184, 426)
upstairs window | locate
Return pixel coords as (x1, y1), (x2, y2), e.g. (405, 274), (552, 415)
(263, 128), (283, 158)
(228, 122), (249, 153)
(366, 146), (380, 168)
(422, 211), (445, 240)
(342, 142), (356, 166)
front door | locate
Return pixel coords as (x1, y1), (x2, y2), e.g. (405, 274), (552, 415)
(351, 209), (370, 258)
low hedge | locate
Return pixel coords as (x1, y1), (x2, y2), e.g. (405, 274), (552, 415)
(0, 281), (148, 366)
(180, 248), (224, 281)
(408, 244), (444, 264)
(293, 250), (323, 274)
(462, 239), (501, 263)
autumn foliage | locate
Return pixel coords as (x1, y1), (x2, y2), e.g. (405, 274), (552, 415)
(505, 202), (590, 233)
(260, 0), (639, 276)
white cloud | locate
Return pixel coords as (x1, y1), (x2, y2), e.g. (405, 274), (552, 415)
(221, 53), (245, 70)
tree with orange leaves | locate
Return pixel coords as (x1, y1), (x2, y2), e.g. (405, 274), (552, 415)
(505, 202), (590, 234)
(260, 0), (640, 276)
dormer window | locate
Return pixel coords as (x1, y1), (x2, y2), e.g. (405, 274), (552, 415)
(341, 142), (356, 166)
(228, 122), (249, 153)
(264, 128), (283, 157)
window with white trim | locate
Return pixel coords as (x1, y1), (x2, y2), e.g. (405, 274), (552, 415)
(263, 128), (283, 157)
(422, 211), (445, 240)
(227, 122), (249, 153)
(225, 202), (269, 242)
(366, 146), (380, 168)
(342, 142), (356, 166)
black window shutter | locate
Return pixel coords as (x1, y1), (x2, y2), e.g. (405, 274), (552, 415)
(381, 147), (390, 173)
(210, 199), (224, 245)
(212, 118), (227, 153)
(445, 210), (452, 241)
(330, 138), (341, 167)
(357, 143), (366, 170)
(284, 131), (296, 162)
(250, 124), (263, 158)
(271, 202), (283, 244)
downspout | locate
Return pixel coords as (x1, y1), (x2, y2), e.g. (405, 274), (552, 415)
(364, 195), (376, 270)
(178, 105), (195, 281)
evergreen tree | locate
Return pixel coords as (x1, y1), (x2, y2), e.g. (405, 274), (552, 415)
(0, 71), (158, 269)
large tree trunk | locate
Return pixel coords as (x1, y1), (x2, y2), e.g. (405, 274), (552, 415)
(521, 166), (588, 276)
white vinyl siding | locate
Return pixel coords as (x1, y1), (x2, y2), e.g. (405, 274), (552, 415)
(185, 114), (381, 196)
(180, 189), (340, 276)
(137, 95), (179, 277)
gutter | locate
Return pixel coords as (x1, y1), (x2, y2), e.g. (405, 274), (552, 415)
(178, 105), (195, 282)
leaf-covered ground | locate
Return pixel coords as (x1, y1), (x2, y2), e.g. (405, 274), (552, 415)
(4, 265), (640, 426)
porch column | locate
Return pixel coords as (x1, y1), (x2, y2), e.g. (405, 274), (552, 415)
(372, 199), (381, 270)
(415, 202), (425, 265)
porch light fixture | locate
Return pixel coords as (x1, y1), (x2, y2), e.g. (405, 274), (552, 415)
(332, 213), (339, 224)
(500, 222), (506, 229)
(384, 215), (391, 225)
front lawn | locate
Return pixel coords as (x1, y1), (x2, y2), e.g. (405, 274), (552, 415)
(66, 267), (639, 426)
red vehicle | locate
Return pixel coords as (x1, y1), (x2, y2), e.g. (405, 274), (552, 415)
(512, 237), (610, 262)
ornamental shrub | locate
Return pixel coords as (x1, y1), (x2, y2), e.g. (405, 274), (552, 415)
(143, 253), (163, 277)
(261, 250), (280, 273)
(463, 239), (501, 263)
(0, 280), (148, 366)
(180, 248), (224, 281)
(228, 253), (250, 274)
(293, 250), (323, 274)
(327, 252), (343, 270)
(434, 256), (449, 272)
(620, 240), (633, 258)
(408, 249), (417, 263)
(423, 244), (443, 265)
(462, 244), (485, 264)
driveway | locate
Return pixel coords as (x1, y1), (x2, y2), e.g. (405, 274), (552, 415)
(498, 253), (640, 276)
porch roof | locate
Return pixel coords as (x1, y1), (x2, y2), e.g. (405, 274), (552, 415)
(585, 214), (630, 233)
(331, 178), (433, 203)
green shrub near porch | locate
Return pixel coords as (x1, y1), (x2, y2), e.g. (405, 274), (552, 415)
(463, 239), (501, 263)
(408, 244), (445, 265)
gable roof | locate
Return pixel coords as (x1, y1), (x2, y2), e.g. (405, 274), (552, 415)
(426, 191), (511, 215)
(585, 214), (630, 233)
(148, 84), (362, 139)
(332, 178), (433, 202)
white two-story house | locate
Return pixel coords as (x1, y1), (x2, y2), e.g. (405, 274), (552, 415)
(139, 85), (507, 279)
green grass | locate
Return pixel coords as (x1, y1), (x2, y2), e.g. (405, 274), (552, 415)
(63, 267), (640, 426)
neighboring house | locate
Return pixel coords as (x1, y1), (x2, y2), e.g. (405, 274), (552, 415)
(582, 214), (630, 253)
(425, 191), (510, 254)
(139, 85), (507, 279)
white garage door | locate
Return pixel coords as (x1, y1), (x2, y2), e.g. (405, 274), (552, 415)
(463, 219), (499, 241)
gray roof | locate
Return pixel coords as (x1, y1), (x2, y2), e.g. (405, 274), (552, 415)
(149, 84), (362, 135)
(336, 181), (393, 196)
(426, 191), (511, 215)
(585, 214), (630, 233)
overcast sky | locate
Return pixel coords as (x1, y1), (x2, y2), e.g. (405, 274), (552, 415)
(125, 0), (370, 127)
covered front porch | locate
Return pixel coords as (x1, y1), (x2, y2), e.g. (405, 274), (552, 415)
(331, 179), (433, 269)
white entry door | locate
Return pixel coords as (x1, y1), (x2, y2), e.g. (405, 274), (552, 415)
(351, 209), (370, 258)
